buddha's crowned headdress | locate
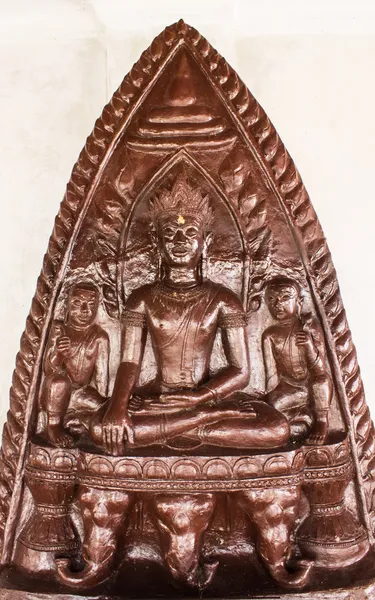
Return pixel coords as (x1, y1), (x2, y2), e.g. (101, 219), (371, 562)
(151, 168), (213, 230)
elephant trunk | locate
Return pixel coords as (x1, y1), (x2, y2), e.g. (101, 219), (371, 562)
(269, 559), (312, 590)
(166, 549), (218, 590)
(55, 557), (112, 589)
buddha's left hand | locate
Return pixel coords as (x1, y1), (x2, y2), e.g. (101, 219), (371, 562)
(148, 391), (204, 412)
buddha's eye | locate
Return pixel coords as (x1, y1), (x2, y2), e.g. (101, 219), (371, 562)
(185, 227), (199, 238)
(164, 227), (175, 237)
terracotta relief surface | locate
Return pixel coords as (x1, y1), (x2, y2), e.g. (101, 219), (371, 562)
(0, 19), (374, 599)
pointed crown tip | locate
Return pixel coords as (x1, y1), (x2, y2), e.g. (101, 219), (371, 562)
(150, 166), (213, 229)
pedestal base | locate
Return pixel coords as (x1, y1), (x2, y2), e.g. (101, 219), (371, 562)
(1, 582), (375, 599)
(13, 436), (371, 596)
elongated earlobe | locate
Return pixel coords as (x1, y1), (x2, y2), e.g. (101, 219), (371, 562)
(202, 232), (213, 281)
(201, 242), (208, 282)
(151, 227), (162, 280)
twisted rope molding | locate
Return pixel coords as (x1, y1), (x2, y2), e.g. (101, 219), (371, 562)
(0, 19), (372, 560)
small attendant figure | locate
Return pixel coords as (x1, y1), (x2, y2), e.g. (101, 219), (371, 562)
(40, 282), (109, 447)
(263, 277), (332, 444)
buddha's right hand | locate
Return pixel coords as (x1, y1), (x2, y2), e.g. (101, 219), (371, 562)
(102, 409), (135, 455)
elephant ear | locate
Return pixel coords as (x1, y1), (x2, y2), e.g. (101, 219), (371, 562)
(0, 18), (373, 568)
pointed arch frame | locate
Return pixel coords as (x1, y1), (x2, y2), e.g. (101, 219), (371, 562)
(118, 148), (248, 309)
(0, 19), (373, 561)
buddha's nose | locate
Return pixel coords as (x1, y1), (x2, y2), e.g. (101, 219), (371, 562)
(173, 229), (186, 243)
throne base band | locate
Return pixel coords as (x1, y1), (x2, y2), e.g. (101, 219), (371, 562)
(11, 435), (372, 596)
(1, 580), (375, 600)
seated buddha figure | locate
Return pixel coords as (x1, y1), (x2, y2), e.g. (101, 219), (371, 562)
(262, 277), (332, 444)
(40, 282), (110, 447)
(91, 172), (290, 455)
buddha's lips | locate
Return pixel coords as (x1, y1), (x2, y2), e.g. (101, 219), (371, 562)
(171, 246), (190, 256)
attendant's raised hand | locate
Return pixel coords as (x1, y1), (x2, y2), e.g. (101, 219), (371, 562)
(56, 336), (71, 356)
(295, 330), (314, 349)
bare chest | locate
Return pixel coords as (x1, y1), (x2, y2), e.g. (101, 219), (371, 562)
(146, 298), (219, 346)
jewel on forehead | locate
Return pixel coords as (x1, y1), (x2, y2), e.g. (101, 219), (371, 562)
(177, 215), (185, 224)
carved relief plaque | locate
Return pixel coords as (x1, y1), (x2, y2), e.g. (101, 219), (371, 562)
(0, 20), (374, 599)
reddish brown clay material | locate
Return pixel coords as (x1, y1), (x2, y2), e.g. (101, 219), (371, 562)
(0, 19), (375, 599)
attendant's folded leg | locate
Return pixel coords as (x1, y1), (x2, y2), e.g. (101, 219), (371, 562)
(267, 382), (312, 442)
(65, 387), (107, 435)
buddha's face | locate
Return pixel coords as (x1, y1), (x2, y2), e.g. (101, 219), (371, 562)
(266, 284), (299, 322)
(68, 287), (99, 328)
(158, 214), (205, 268)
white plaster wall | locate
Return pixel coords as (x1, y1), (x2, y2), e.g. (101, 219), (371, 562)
(0, 0), (374, 427)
